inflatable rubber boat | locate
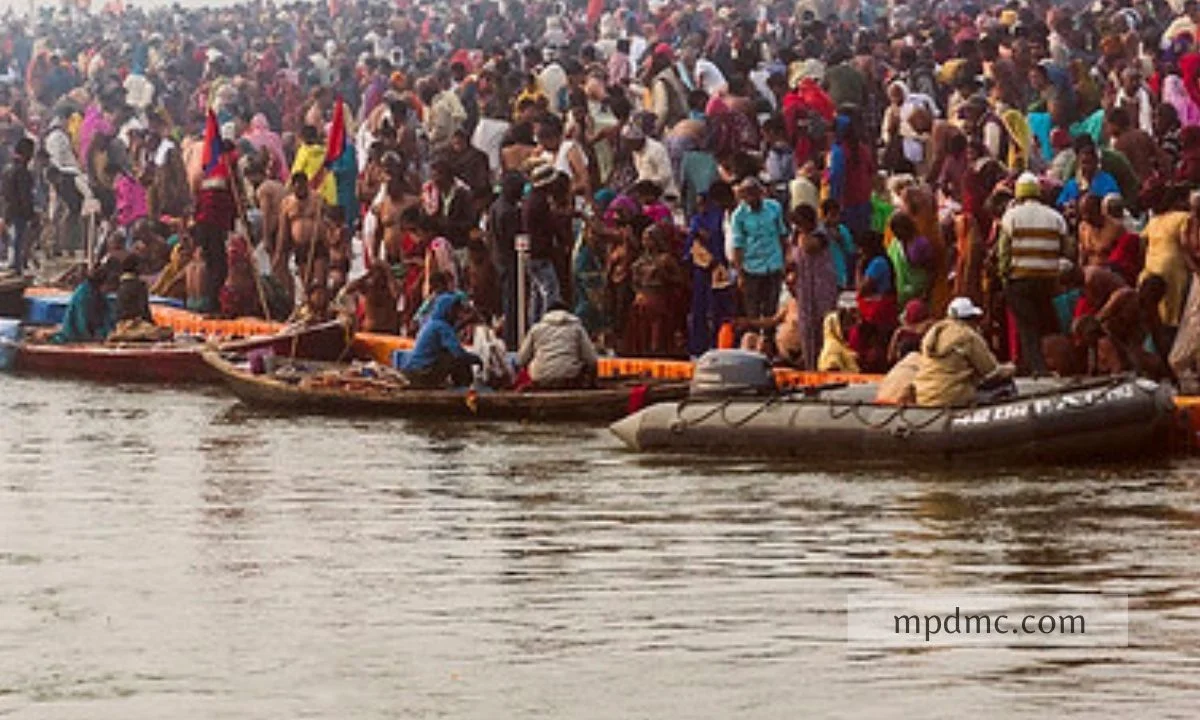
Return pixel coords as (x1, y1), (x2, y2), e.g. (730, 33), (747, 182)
(609, 351), (1178, 464)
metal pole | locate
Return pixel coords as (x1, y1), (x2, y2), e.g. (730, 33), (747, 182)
(85, 212), (95, 268)
(515, 233), (529, 342)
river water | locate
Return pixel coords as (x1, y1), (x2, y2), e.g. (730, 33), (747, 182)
(1, 374), (1199, 719)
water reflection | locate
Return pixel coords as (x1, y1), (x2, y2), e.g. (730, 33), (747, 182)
(2, 374), (1200, 717)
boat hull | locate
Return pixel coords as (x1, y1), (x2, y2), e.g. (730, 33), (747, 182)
(204, 351), (690, 421)
(610, 378), (1177, 464)
(10, 321), (349, 384)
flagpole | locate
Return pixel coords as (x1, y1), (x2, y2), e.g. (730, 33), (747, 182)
(204, 109), (271, 321)
(224, 151), (272, 322)
(226, 156), (270, 321)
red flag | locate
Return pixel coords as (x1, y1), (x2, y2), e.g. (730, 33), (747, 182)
(587, 0), (604, 27)
(323, 97), (346, 167)
(201, 109), (222, 176)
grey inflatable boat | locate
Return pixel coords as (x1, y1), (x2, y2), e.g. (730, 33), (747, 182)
(609, 351), (1178, 464)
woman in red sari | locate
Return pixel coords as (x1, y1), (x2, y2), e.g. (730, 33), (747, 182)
(954, 144), (1006, 307)
(854, 230), (899, 372)
(624, 224), (687, 357)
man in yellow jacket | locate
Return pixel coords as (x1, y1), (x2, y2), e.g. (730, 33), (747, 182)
(913, 297), (1015, 406)
(291, 125), (337, 206)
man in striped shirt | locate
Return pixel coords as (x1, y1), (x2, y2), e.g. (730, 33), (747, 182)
(997, 173), (1071, 375)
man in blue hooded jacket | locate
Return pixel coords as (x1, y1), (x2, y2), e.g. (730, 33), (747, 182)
(399, 293), (482, 387)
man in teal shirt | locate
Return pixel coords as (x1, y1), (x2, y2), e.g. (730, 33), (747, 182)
(731, 177), (788, 337)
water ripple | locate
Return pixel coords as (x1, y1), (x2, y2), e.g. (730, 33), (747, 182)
(0, 375), (1198, 718)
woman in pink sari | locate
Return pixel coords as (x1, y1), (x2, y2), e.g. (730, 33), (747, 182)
(423, 236), (458, 297)
(1166, 57), (1200, 128)
(114, 171), (148, 231)
(242, 113), (288, 181)
(78, 104), (113, 163)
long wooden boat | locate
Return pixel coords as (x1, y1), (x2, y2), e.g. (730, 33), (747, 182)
(24, 285), (286, 337)
(349, 330), (877, 387)
(202, 350), (691, 421)
(6, 320), (350, 384)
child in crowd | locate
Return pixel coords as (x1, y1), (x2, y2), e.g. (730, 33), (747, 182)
(820, 198), (857, 290)
(888, 211), (934, 304)
(185, 243), (211, 314)
(289, 282), (336, 326)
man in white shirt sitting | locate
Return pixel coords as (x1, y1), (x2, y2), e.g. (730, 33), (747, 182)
(623, 123), (678, 200)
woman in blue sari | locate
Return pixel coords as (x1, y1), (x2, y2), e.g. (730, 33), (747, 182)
(52, 262), (116, 344)
(573, 189), (617, 336)
(329, 141), (359, 231)
(684, 182), (736, 356)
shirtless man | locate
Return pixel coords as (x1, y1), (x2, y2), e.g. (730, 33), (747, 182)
(501, 98), (541, 173)
(371, 168), (413, 267)
(278, 171), (327, 293)
(341, 259), (401, 334)
(252, 160), (286, 259)
(325, 206), (351, 294)
(357, 143), (389, 211)
(535, 115), (590, 201)
(185, 244), (210, 313)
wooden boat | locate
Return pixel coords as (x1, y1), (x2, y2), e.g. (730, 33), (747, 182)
(202, 350), (691, 421)
(611, 376), (1178, 465)
(24, 285), (287, 336)
(5, 320), (350, 384)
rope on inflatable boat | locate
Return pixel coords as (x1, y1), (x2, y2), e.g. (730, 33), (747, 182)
(671, 396), (737, 429)
(667, 375), (1158, 435)
(899, 405), (954, 433)
(825, 400), (951, 433)
(819, 375), (1154, 435)
(671, 393), (785, 432)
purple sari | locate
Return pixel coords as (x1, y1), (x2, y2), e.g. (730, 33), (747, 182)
(792, 235), (840, 370)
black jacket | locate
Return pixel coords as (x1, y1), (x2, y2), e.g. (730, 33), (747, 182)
(425, 183), (478, 249)
(115, 274), (153, 324)
(487, 195), (521, 269)
(1, 162), (35, 222)
(522, 190), (557, 261)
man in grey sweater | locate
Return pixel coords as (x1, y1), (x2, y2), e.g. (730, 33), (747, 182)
(517, 301), (600, 389)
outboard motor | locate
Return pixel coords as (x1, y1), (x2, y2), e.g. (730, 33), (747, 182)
(689, 349), (776, 399)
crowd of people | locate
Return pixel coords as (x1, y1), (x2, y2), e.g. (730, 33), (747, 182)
(4, 0), (1200, 393)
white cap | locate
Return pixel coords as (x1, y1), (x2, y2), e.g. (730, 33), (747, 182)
(947, 297), (984, 320)
(1015, 171), (1040, 199)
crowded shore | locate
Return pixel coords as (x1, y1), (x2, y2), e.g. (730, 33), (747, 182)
(0, 0), (1199, 455)
(5, 4), (1200, 717)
